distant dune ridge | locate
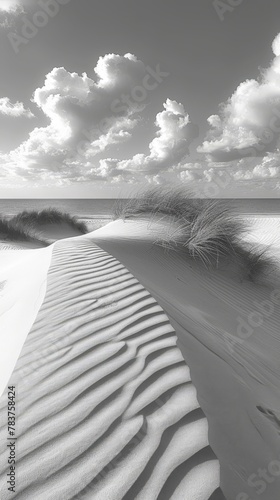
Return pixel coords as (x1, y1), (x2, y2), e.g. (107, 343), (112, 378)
(0, 188), (280, 499)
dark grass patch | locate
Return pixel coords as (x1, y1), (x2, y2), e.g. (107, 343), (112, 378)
(0, 217), (48, 245)
(10, 209), (88, 234)
(0, 209), (88, 245)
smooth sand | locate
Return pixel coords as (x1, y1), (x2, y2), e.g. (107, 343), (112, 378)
(0, 247), (53, 397)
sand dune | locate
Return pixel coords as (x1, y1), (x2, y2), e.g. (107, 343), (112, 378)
(0, 237), (221, 499)
(90, 217), (280, 500)
(1, 200), (280, 499)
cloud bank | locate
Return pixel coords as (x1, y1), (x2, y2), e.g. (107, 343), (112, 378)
(2, 53), (198, 184)
(2, 35), (280, 192)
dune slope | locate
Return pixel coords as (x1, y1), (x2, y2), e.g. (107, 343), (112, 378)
(0, 237), (221, 499)
(0, 247), (53, 397)
(90, 218), (280, 500)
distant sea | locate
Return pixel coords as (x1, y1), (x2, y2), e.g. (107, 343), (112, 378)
(0, 199), (121, 219)
(0, 198), (279, 218)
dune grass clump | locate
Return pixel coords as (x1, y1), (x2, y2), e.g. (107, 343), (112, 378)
(114, 187), (276, 283)
(0, 216), (48, 245)
(114, 188), (200, 222)
(11, 209), (88, 234)
(0, 209), (88, 246)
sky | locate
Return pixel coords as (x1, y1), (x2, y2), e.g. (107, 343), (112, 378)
(1, 0), (280, 197)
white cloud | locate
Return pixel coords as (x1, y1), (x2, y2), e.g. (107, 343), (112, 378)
(272, 33), (280, 57)
(231, 154), (280, 181)
(179, 170), (202, 182)
(198, 32), (280, 162)
(0, 0), (23, 13)
(98, 99), (198, 181)
(0, 97), (34, 118)
(175, 152), (280, 193)
(5, 45), (279, 192)
(7, 53), (154, 181)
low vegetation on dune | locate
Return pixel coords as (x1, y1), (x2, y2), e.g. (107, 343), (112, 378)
(10, 209), (88, 234)
(0, 209), (88, 245)
(0, 217), (48, 245)
(114, 187), (277, 284)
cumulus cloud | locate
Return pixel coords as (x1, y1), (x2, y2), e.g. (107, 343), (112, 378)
(6, 46), (279, 191)
(177, 162), (204, 183)
(231, 154), (280, 181)
(98, 99), (199, 181)
(175, 151), (280, 196)
(198, 32), (280, 162)
(7, 53), (157, 180)
(0, 97), (34, 118)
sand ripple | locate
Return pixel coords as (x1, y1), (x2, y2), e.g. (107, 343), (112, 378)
(0, 239), (221, 499)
